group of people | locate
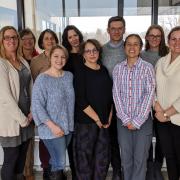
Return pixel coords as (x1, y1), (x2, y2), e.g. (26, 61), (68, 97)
(0, 16), (180, 180)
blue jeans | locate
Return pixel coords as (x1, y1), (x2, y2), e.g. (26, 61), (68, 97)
(43, 134), (72, 171)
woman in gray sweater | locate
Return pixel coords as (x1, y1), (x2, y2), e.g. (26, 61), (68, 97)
(32, 45), (75, 180)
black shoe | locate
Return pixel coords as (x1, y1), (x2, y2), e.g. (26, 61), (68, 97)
(43, 166), (51, 180)
(112, 170), (122, 180)
(16, 174), (25, 180)
(50, 170), (63, 180)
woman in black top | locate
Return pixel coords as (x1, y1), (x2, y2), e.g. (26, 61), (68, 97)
(73, 39), (113, 180)
(62, 25), (84, 179)
(62, 25), (84, 74)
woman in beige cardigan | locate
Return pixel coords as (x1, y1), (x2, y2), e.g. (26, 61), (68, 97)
(155, 26), (180, 180)
(0, 26), (34, 180)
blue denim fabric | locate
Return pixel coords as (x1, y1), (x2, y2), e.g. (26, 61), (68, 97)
(43, 134), (72, 171)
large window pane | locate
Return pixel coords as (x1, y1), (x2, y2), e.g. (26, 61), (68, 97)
(158, 0), (180, 38)
(24, 0), (63, 47)
(65, 0), (78, 17)
(69, 17), (110, 44)
(124, 0), (152, 44)
(80, 0), (117, 16)
(0, 0), (17, 29)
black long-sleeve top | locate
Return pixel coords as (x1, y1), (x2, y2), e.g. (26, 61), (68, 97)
(74, 63), (113, 124)
(63, 53), (83, 75)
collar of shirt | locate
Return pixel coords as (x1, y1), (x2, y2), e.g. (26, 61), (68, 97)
(108, 40), (124, 48)
(123, 57), (142, 70)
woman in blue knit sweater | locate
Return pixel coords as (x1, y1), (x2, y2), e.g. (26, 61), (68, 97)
(32, 45), (75, 180)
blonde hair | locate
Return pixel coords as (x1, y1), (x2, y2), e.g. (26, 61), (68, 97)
(49, 44), (69, 60)
(0, 26), (22, 59)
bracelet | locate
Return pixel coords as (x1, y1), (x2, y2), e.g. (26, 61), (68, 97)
(95, 120), (100, 123)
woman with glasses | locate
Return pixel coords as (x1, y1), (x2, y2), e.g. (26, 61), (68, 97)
(19, 28), (39, 65)
(73, 39), (113, 180)
(0, 26), (34, 180)
(141, 25), (169, 180)
(155, 26), (180, 180)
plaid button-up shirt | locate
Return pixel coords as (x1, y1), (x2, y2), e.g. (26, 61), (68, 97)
(112, 57), (155, 129)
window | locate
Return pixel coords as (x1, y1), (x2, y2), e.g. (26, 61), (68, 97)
(158, 0), (180, 38)
(0, 0), (17, 29)
(124, 0), (152, 44)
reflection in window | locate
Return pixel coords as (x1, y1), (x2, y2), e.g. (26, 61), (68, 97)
(65, 0), (78, 17)
(124, 0), (152, 44)
(0, 0), (17, 29)
(80, 0), (117, 16)
(158, 4), (180, 37)
(69, 17), (110, 44)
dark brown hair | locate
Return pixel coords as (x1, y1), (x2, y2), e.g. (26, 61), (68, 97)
(145, 24), (169, 57)
(168, 26), (180, 41)
(38, 29), (59, 50)
(80, 39), (102, 60)
(108, 16), (126, 28)
(62, 25), (83, 52)
(124, 34), (143, 49)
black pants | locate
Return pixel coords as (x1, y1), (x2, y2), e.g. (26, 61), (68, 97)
(67, 135), (76, 179)
(39, 139), (50, 169)
(109, 109), (122, 175)
(1, 139), (30, 180)
(73, 123), (110, 180)
(157, 121), (180, 180)
(147, 117), (164, 164)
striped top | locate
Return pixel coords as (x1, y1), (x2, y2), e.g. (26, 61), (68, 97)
(112, 57), (155, 129)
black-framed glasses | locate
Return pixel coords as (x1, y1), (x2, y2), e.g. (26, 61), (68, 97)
(3, 35), (18, 41)
(84, 49), (98, 55)
(148, 34), (161, 40)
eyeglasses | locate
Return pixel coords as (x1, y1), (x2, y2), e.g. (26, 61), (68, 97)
(84, 49), (98, 55)
(21, 37), (34, 41)
(148, 34), (161, 40)
(3, 35), (18, 41)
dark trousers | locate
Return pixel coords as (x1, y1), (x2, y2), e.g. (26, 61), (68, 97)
(73, 123), (110, 180)
(147, 117), (164, 164)
(67, 136), (76, 179)
(109, 110), (122, 175)
(1, 139), (30, 180)
(39, 139), (50, 169)
(157, 121), (180, 180)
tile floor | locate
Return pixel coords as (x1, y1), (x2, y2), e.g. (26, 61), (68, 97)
(33, 170), (169, 180)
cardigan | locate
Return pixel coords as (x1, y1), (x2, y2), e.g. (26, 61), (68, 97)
(0, 57), (33, 136)
(156, 53), (180, 126)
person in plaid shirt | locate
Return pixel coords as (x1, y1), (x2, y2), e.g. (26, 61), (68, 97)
(113, 34), (155, 180)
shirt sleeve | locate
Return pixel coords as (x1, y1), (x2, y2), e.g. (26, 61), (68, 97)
(31, 75), (51, 126)
(112, 65), (131, 125)
(74, 67), (89, 110)
(132, 65), (156, 129)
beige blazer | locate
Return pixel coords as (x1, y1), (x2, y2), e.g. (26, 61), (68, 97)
(0, 57), (33, 137)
